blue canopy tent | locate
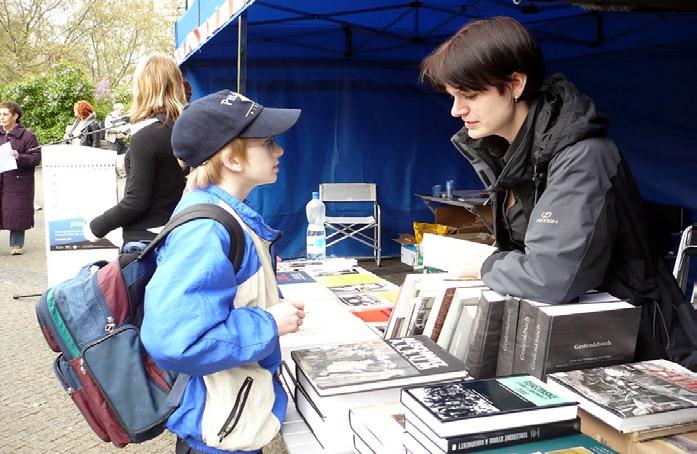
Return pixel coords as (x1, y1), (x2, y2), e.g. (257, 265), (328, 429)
(174, 1), (697, 260)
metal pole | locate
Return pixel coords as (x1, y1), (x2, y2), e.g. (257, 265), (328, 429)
(237, 11), (248, 94)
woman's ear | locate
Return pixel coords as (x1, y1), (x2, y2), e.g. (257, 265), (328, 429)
(510, 72), (528, 100)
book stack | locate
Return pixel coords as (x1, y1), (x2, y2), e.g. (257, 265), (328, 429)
(290, 335), (470, 451)
(501, 292), (641, 379)
(348, 401), (406, 454)
(546, 360), (697, 450)
(400, 375), (580, 454)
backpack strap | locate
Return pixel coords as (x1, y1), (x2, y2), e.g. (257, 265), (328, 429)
(139, 203), (246, 271)
(141, 203), (247, 408)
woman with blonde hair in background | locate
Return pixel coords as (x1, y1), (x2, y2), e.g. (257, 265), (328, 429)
(83, 53), (187, 247)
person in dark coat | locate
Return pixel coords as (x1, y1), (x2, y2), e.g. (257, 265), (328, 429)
(420, 17), (697, 367)
(0, 101), (41, 255)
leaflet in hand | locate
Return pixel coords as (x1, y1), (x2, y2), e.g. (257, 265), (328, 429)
(0, 142), (18, 173)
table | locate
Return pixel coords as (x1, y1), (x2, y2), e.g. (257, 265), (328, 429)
(277, 260), (390, 453)
(415, 189), (493, 234)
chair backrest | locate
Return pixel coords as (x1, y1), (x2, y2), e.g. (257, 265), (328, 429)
(319, 183), (377, 202)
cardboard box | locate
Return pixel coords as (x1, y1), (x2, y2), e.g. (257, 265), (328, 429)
(434, 205), (493, 235)
(400, 244), (419, 267)
(394, 234), (420, 267)
(579, 408), (697, 454)
(634, 432), (697, 453)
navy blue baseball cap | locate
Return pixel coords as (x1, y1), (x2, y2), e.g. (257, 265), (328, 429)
(172, 90), (301, 168)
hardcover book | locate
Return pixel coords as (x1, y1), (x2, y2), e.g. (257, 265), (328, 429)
(517, 299), (640, 379)
(427, 287), (457, 341)
(348, 401), (406, 454)
(403, 432), (617, 454)
(495, 296), (520, 377)
(292, 335), (468, 397)
(292, 336), (468, 451)
(400, 375), (577, 438)
(447, 295), (481, 362)
(463, 290), (507, 379)
(406, 414), (580, 453)
(546, 359), (697, 433)
(510, 299), (547, 375)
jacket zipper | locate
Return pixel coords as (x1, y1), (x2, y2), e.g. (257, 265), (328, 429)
(269, 231), (283, 275)
(217, 376), (254, 442)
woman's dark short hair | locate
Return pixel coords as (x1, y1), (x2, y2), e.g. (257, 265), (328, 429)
(0, 101), (22, 121)
(420, 16), (544, 101)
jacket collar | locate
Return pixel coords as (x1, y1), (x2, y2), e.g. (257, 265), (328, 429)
(452, 73), (609, 192)
(0, 123), (26, 139)
(205, 185), (281, 242)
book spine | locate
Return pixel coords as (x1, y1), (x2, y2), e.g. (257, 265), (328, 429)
(464, 296), (505, 379)
(511, 301), (539, 375)
(436, 299), (463, 350)
(495, 297), (520, 377)
(445, 418), (580, 453)
(431, 288), (456, 342)
(529, 311), (551, 380)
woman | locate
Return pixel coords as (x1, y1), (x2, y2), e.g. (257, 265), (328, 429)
(83, 53), (186, 245)
(0, 101), (41, 255)
(64, 100), (101, 147)
(420, 16), (695, 365)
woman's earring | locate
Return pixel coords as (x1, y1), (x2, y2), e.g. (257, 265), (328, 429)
(514, 96), (519, 103)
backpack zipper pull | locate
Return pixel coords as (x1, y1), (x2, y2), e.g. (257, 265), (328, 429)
(79, 358), (86, 375)
(105, 316), (116, 334)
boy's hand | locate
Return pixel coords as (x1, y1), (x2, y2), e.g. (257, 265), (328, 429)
(268, 300), (305, 336)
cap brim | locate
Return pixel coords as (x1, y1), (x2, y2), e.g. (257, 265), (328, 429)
(239, 107), (301, 138)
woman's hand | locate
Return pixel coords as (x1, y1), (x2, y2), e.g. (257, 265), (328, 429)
(10, 149), (18, 159)
(267, 300), (305, 336)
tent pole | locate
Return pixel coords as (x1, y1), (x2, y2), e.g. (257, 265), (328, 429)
(237, 11), (247, 94)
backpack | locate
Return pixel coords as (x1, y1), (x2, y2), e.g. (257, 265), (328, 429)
(36, 204), (245, 447)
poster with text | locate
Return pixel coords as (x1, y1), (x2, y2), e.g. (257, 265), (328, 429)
(42, 145), (119, 286)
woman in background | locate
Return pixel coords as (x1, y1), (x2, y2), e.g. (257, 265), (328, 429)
(64, 100), (101, 147)
(83, 53), (187, 246)
(0, 101), (41, 255)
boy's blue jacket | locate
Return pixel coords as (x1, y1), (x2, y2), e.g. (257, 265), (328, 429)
(141, 185), (285, 454)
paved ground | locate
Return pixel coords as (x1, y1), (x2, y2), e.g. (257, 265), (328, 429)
(0, 168), (411, 454)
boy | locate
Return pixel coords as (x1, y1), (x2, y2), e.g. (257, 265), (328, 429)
(141, 90), (305, 454)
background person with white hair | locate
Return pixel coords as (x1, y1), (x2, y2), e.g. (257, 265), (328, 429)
(104, 102), (130, 155)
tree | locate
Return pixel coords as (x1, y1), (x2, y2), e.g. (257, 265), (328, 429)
(0, 0), (180, 141)
(0, 62), (94, 143)
(0, 0), (178, 90)
(71, 0), (179, 91)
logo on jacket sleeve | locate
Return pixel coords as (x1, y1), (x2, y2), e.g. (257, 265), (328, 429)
(536, 211), (559, 224)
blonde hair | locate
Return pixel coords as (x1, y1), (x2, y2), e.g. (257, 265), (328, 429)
(130, 53), (186, 123)
(185, 138), (248, 191)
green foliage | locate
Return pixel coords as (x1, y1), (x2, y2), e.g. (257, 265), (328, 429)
(0, 62), (95, 144)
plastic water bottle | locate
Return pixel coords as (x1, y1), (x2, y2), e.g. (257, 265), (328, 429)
(306, 191), (326, 261)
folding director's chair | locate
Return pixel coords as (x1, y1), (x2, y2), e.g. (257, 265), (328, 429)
(319, 183), (381, 266)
